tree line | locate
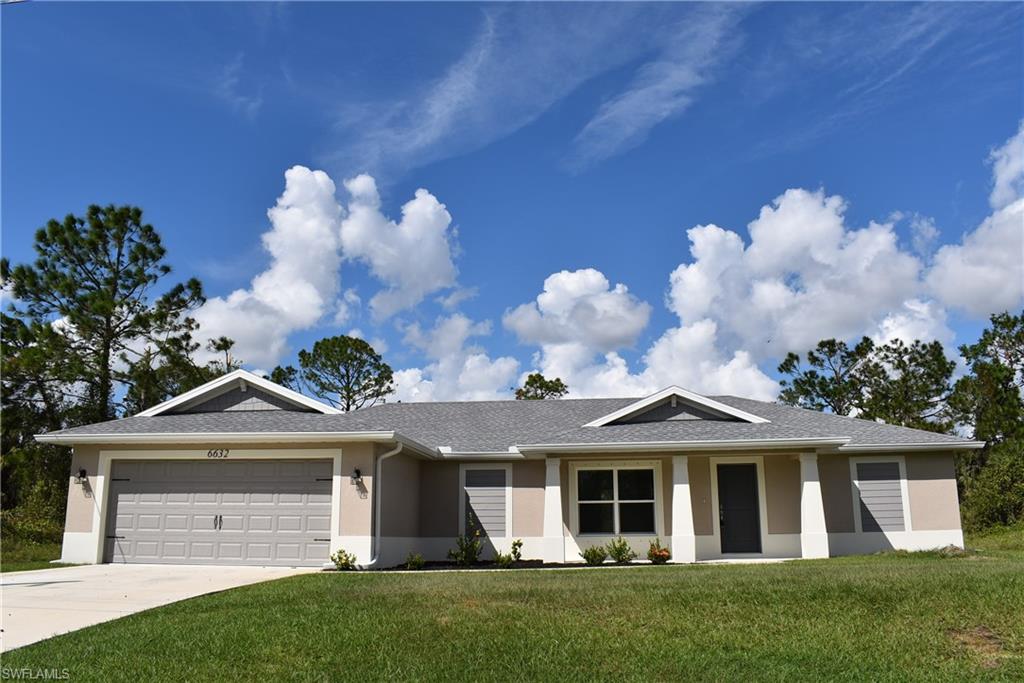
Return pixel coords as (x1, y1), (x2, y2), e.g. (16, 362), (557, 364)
(1, 204), (1021, 546)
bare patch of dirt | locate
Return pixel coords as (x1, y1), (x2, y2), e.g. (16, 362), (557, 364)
(949, 626), (1006, 669)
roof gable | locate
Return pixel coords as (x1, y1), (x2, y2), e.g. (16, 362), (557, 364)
(583, 386), (769, 427)
(135, 370), (340, 417)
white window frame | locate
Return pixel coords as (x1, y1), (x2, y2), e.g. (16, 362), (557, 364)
(849, 455), (913, 533)
(708, 455), (770, 556)
(568, 460), (664, 537)
(458, 463), (513, 538)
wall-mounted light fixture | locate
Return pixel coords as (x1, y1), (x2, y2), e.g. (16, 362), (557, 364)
(74, 468), (88, 485)
(351, 468), (363, 485)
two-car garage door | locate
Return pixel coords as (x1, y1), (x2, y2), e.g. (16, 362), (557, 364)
(103, 459), (332, 566)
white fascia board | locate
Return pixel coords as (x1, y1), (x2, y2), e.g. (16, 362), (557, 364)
(135, 369), (341, 416)
(516, 437), (849, 454)
(34, 430), (440, 457)
(838, 441), (986, 452)
(582, 385), (769, 427)
(440, 451), (527, 460)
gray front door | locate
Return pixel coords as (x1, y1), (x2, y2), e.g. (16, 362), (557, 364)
(717, 463), (762, 554)
(104, 459), (332, 566)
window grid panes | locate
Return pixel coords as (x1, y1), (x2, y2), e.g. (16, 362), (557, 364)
(577, 467), (656, 535)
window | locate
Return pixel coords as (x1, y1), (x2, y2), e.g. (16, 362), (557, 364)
(576, 466), (657, 535)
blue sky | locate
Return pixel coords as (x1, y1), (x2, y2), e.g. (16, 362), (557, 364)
(3, 2), (1023, 402)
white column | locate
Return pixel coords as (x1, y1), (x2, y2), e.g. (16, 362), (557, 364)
(799, 452), (830, 559)
(542, 457), (564, 563)
(670, 455), (696, 563)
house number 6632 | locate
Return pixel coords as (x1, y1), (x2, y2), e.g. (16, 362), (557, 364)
(207, 449), (229, 459)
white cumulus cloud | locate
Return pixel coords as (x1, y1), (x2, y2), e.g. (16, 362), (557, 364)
(927, 123), (1024, 317)
(505, 269), (777, 400)
(339, 174), (458, 321)
(503, 269), (651, 351)
(668, 188), (925, 356)
(393, 313), (519, 402)
(194, 166), (343, 368)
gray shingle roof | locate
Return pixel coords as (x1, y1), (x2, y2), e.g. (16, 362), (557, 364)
(40, 394), (978, 453)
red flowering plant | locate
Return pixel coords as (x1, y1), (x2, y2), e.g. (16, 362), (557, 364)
(647, 539), (671, 565)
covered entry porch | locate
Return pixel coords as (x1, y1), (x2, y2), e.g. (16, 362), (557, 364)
(539, 452), (831, 563)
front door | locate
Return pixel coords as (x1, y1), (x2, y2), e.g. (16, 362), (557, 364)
(717, 463), (762, 553)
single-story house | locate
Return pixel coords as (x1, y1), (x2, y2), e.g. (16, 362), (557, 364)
(38, 369), (983, 568)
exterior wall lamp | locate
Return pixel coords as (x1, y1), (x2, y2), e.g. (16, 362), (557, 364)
(351, 468), (362, 485)
(74, 468), (88, 485)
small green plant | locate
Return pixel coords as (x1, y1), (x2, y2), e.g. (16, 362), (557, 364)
(447, 524), (484, 566)
(647, 539), (671, 565)
(511, 538), (524, 562)
(494, 550), (515, 568)
(606, 537), (637, 564)
(580, 545), (608, 566)
(405, 552), (425, 570)
(331, 548), (358, 570)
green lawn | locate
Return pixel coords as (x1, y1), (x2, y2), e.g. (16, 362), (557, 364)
(5, 529), (1023, 681)
(0, 542), (69, 573)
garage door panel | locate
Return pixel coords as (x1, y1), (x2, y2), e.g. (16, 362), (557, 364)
(104, 459), (332, 566)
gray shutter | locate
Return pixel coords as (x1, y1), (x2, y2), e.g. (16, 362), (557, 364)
(465, 469), (507, 538)
(856, 462), (905, 532)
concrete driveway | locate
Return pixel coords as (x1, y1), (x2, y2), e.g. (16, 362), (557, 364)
(1, 563), (316, 652)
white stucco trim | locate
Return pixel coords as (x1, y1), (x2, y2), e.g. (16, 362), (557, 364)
(458, 463), (513, 539)
(799, 453), (829, 559)
(542, 458), (564, 563)
(829, 529), (963, 555)
(671, 454), (696, 563)
(583, 386), (770, 426)
(83, 448), (343, 565)
(849, 455), (913, 534)
(135, 369), (340, 416)
(708, 455), (770, 558)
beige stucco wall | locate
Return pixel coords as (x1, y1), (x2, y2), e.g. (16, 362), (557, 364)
(512, 460), (545, 537)
(380, 451), (421, 537)
(418, 460), (459, 537)
(688, 455), (713, 535)
(906, 452), (962, 530)
(819, 453), (855, 533)
(764, 455), (801, 534)
(64, 446), (100, 533)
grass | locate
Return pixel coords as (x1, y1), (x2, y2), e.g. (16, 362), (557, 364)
(0, 541), (69, 573)
(4, 528), (1023, 681)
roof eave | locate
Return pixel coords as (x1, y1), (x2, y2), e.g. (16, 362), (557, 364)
(34, 430), (439, 458)
(516, 437), (851, 454)
(838, 441), (986, 452)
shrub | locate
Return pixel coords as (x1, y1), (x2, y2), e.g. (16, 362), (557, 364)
(511, 538), (523, 562)
(447, 524), (483, 566)
(962, 439), (1024, 531)
(606, 537), (637, 564)
(494, 551), (515, 568)
(0, 479), (65, 545)
(405, 552), (425, 570)
(331, 548), (358, 570)
(580, 545), (608, 566)
(647, 539), (671, 564)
